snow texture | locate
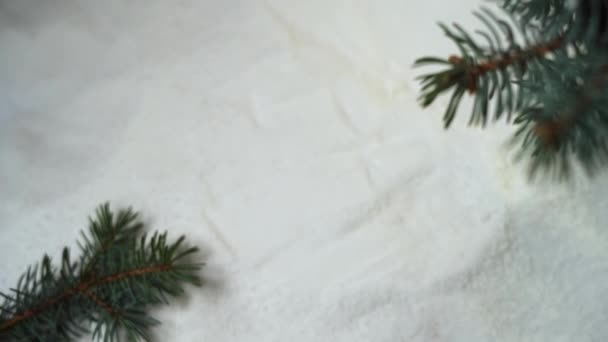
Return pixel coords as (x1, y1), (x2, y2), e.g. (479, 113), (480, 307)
(1, 0), (608, 341)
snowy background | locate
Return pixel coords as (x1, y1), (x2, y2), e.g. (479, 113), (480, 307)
(1, 0), (608, 341)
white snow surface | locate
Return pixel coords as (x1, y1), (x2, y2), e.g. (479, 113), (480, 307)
(1, 0), (608, 341)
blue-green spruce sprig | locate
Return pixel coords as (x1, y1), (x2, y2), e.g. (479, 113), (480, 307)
(414, 0), (608, 180)
(0, 203), (203, 342)
(414, 6), (565, 128)
(510, 50), (608, 180)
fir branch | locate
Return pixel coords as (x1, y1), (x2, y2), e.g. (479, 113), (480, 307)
(0, 264), (173, 332)
(511, 54), (608, 180)
(499, 0), (571, 27)
(570, 0), (608, 45)
(414, 6), (566, 128)
(78, 203), (143, 280)
(412, 0), (608, 180)
(0, 203), (204, 342)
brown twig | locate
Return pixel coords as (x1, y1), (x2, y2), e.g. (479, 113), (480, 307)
(81, 290), (116, 317)
(449, 36), (564, 93)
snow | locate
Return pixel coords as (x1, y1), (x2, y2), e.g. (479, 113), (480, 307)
(1, 0), (608, 341)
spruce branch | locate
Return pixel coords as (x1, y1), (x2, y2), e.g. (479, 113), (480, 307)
(0, 203), (204, 342)
(511, 54), (608, 179)
(414, 6), (566, 128)
(414, 0), (608, 180)
(499, 0), (571, 27)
